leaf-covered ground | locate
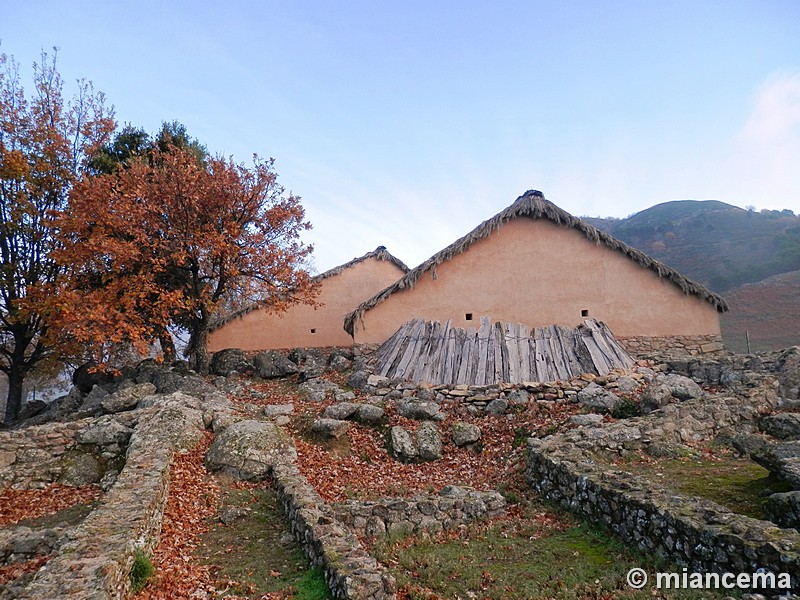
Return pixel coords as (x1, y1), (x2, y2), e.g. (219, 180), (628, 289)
(239, 374), (584, 503)
(0, 483), (102, 527)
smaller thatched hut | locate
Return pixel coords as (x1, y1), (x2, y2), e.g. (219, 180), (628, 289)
(208, 246), (409, 352)
(344, 191), (728, 355)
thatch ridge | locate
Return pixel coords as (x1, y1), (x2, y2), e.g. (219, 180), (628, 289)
(344, 190), (729, 336)
(210, 246), (410, 333)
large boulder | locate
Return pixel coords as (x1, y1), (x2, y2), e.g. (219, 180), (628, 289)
(328, 354), (353, 372)
(765, 491), (800, 529)
(77, 416), (134, 446)
(56, 450), (103, 486)
(760, 413), (800, 441)
(415, 422), (442, 461)
(311, 418), (351, 439)
(17, 399), (48, 421)
(347, 370), (370, 390)
(451, 422), (482, 447)
(396, 398), (445, 421)
(662, 374), (704, 400)
(75, 385), (110, 417)
(73, 362), (119, 394)
(288, 348), (327, 380)
(101, 382), (157, 413)
(736, 434), (800, 490)
(210, 348), (253, 377)
(640, 374), (703, 414)
(577, 382), (621, 412)
(355, 404), (385, 425)
(253, 351), (298, 379)
(388, 426), (418, 463)
(322, 402), (360, 420)
(206, 419), (296, 480)
(486, 398), (509, 415)
(299, 379), (343, 402)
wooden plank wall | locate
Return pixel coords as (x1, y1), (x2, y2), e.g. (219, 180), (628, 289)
(373, 318), (635, 385)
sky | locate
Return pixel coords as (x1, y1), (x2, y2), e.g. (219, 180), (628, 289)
(2, 1), (800, 271)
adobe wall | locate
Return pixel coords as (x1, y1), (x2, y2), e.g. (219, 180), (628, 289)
(209, 258), (405, 352)
(352, 218), (722, 345)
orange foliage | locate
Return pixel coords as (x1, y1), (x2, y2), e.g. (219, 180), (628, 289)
(47, 148), (318, 370)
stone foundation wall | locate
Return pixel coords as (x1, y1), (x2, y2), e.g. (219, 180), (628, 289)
(271, 462), (397, 600)
(332, 487), (506, 538)
(619, 335), (724, 357)
(525, 389), (799, 594)
(0, 419), (90, 489)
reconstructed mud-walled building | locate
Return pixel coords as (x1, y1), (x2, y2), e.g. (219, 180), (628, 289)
(345, 191), (728, 355)
(208, 247), (409, 351)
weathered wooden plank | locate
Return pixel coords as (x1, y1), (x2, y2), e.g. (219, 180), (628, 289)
(416, 320), (440, 383)
(581, 330), (612, 375)
(455, 328), (472, 384)
(494, 322), (507, 383)
(517, 324), (531, 383)
(438, 320), (453, 384)
(485, 322), (497, 386)
(411, 320), (437, 382)
(553, 325), (576, 380)
(376, 320), (413, 376)
(467, 330), (481, 385)
(532, 330), (547, 381)
(450, 327), (466, 384)
(505, 323), (518, 383)
(588, 320), (635, 368)
(375, 318), (634, 386)
(475, 318), (491, 387)
(394, 319), (426, 379)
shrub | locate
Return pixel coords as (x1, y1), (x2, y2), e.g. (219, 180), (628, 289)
(130, 549), (155, 593)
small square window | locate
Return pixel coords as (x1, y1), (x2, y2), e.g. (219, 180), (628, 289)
(465, 313), (473, 321)
(581, 309), (589, 317)
(310, 328), (316, 334)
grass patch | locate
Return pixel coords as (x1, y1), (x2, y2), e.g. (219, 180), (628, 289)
(197, 479), (332, 599)
(619, 455), (791, 519)
(374, 501), (733, 599)
(130, 549), (154, 593)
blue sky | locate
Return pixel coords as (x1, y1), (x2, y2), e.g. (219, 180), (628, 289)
(3, 1), (799, 271)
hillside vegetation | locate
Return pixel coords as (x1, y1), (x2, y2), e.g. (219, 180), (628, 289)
(586, 200), (800, 292)
(586, 200), (800, 352)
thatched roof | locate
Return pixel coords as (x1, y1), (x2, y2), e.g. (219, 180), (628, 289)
(210, 246), (410, 333)
(344, 190), (729, 336)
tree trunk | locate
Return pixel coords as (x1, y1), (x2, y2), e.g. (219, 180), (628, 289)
(159, 330), (176, 363)
(3, 364), (25, 426)
(191, 322), (210, 374)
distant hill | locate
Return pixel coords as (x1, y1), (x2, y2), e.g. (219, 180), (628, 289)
(720, 270), (800, 353)
(585, 201), (800, 292)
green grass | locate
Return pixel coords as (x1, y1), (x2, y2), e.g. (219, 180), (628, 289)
(373, 501), (734, 599)
(618, 455), (791, 519)
(197, 481), (332, 599)
(130, 549), (155, 593)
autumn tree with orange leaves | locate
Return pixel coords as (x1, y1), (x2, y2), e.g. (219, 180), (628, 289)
(51, 147), (318, 374)
(0, 49), (114, 424)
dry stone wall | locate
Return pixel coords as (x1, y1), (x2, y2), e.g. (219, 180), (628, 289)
(272, 462), (397, 600)
(525, 380), (800, 593)
(332, 487), (506, 539)
(0, 419), (95, 489)
(11, 393), (208, 600)
(619, 334), (725, 356)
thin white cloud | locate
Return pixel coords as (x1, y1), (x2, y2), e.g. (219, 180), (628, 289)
(739, 71), (800, 144)
(733, 71), (800, 208)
